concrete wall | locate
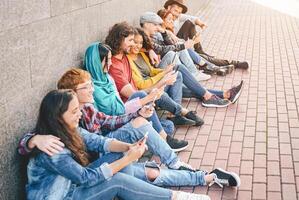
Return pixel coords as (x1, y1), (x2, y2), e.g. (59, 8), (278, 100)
(0, 0), (206, 199)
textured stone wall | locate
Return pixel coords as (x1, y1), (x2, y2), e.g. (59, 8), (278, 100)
(0, 0), (207, 199)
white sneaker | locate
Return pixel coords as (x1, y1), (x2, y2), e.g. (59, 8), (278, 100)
(196, 71), (211, 81)
(169, 160), (195, 171)
(176, 191), (211, 200)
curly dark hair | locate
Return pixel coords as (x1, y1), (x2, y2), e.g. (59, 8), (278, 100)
(135, 27), (153, 51)
(105, 22), (137, 55)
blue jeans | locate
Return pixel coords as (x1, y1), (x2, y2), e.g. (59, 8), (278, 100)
(176, 64), (224, 99)
(187, 48), (202, 65)
(106, 122), (179, 168)
(128, 91), (174, 135)
(70, 172), (172, 200)
(155, 92), (182, 116)
(155, 72), (183, 116)
(159, 50), (200, 79)
(131, 162), (206, 187)
(90, 153), (206, 187)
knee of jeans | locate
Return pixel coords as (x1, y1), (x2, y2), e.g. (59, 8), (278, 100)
(131, 117), (150, 128)
(145, 168), (160, 182)
(144, 162), (160, 182)
(165, 51), (175, 58)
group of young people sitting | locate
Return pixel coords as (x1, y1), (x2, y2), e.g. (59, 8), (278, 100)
(20, 0), (248, 199)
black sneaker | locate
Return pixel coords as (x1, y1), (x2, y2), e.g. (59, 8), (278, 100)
(231, 60), (249, 70)
(216, 68), (227, 76)
(185, 111), (204, 126)
(202, 63), (220, 74)
(168, 115), (196, 126)
(202, 95), (231, 108)
(209, 168), (241, 187)
(220, 64), (234, 74)
(166, 135), (188, 152)
(228, 81), (243, 104)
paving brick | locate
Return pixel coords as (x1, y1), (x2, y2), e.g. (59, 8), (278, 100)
(228, 153), (241, 167)
(267, 176), (281, 192)
(239, 175), (253, 191)
(253, 168), (266, 183)
(230, 141), (243, 153)
(252, 183), (266, 199)
(267, 192), (282, 200)
(282, 184), (297, 200)
(267, 161), (280, 176)
(238, 191), (252, 200)
(281, 169), (295, 184)
(216, 147), (229, 160)
(242, 148), (254, 161)
(280, 155), (293, 168)
(240, 161), (254, 175)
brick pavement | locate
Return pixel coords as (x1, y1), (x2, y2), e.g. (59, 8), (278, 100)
(168, 0), (299, 199)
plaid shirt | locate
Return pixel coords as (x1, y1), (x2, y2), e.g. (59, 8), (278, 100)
(18, 103), (139, 155)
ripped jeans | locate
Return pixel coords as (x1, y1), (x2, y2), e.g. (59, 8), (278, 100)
(91, 152), (206, 188)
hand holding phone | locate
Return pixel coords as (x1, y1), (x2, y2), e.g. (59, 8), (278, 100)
(138, 132), (148, 145)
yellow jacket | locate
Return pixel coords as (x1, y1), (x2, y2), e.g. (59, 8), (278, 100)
(127, 52), (164, 90)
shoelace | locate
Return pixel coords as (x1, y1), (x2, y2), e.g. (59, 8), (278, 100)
(208, 174), (229, 188)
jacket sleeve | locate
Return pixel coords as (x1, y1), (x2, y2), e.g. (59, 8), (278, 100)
(18, 131), (36, 155)
(82, 104), (138, 132)
(152, 34), (185, 56)
(41, 150), (114, 187)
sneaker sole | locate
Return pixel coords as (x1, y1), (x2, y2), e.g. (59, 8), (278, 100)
(202, 101), (232, 108)
(215, 168), (241, 187)
(172, 144), (189, 152)
(231, 81), (244, 104)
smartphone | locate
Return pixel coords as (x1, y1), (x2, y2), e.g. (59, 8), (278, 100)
(171, 52), (178, 64)
(173, 65), (179, 72)
(139, 132), (148, 145)
(144, 103), (154, 110)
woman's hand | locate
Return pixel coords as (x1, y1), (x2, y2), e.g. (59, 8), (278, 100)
(148, 87), (164, 101)
(28, 135), (65, 156)
(164, 63), (175, 74)
(162, 71), (178, 86)
(126, 140), (147, 162)
(149, 50), (160, 66)
(184, 39), (195, 49)
(166, 30), (179, 43)
(138, 104), (155, 118)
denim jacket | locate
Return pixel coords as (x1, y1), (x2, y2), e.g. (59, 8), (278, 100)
(26, 128), (114, 200)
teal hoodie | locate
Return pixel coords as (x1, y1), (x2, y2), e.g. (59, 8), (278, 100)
(84, 43), (125, 115)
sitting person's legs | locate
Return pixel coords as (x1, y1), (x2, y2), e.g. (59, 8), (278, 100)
(106, 117), (192, 168)
(177, 20), (249, 69)
(176, 64), (243, 107)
